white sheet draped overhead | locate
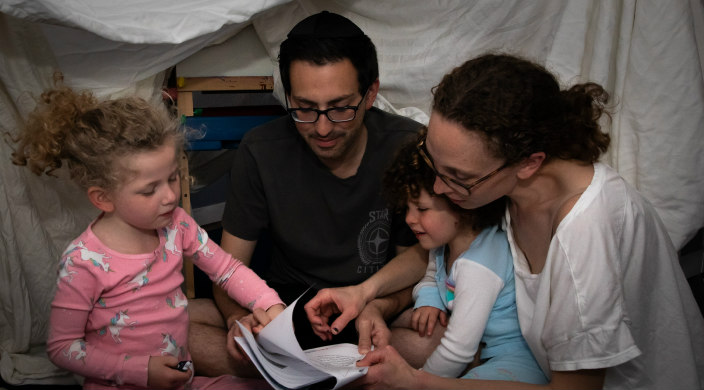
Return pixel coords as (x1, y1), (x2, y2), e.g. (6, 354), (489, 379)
(1, 0), (702, 385)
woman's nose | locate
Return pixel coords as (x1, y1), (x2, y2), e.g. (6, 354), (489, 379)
(433, 176), (451, 195)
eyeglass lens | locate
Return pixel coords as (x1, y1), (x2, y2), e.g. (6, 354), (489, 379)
(418, 139), (468, 195)
(291, 107), (356, 123)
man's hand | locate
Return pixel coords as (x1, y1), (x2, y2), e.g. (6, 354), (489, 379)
(304, 285), (370, 341)
(147, 355), (192, 389)
(355, 300), (392, 354)
(411, 306), (447, 337)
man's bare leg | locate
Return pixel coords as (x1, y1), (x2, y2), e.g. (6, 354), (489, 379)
(187, 298), (260, 377)
(389, 308), (445, 369)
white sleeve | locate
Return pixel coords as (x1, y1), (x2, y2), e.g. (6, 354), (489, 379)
(422, 260), (504, 378)
(412, 251), (438, 301)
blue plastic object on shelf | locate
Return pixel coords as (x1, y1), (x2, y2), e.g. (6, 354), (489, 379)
(183, 115), (281, 150)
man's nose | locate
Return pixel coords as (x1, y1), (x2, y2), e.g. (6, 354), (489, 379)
(314, 113), (334, 137)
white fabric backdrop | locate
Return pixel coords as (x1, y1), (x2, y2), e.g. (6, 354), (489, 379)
(1, 0), (702, 385)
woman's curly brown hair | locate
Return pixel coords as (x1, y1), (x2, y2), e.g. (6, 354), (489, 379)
(383, 129), (505, 232)
(432, 53), (611, 164)
(10, 85), (184, 191)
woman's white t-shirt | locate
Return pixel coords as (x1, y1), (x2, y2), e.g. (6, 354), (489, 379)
(505, 162), (704, 389)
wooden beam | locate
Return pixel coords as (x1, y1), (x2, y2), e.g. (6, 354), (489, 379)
(177, 76), (274, 92)
(177, 91), (194, 117)
(179, 151), (195, 299)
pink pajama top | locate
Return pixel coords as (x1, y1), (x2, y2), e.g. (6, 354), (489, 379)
(47, 207), (282, 388)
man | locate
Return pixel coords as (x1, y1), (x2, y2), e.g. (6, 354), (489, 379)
(187, 11), (422, 377)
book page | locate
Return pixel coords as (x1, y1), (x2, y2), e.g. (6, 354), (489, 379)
(235, 295), (368, 389)
(236, 323), (329, 390)
(255, 296), (309, 362)
(305, 343), (368, 388)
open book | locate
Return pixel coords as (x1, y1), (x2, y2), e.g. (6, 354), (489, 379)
(235, 296), (368, 390)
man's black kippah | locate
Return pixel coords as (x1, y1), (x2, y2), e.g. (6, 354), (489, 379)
(287, 10), (364, 38)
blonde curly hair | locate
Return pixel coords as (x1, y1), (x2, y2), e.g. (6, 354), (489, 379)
(11, 85), (184, 191)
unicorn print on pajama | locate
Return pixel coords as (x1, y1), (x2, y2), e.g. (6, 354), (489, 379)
(47, 208), (282, 389)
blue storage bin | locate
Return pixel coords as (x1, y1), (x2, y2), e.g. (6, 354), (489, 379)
(183, 115), (281, 150)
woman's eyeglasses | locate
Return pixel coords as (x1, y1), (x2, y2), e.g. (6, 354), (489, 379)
(417, 136), (508, 196)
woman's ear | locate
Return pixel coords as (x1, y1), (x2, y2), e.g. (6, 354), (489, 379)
(517, 152), (546, 180)
(87, 186), (115, 213)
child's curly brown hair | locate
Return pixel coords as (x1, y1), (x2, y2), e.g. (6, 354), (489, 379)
(383, 128), (505, 232)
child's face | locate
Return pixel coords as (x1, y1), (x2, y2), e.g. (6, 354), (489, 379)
(108, 141), (181, 233)
(405, 189), (461, 250)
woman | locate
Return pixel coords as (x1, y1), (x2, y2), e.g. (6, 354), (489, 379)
(304, 53), (704, 389)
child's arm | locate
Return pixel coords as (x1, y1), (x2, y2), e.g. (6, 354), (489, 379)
(212, 254), (283, 311)
(411, 251), (444, 310)
(411, 250), (438, 302)
(47, 306), (156, 387)
(179, 210), (284, 312)
(422, 259), (502, 378)
(193, 241), (283, 311)
(411, 251), (447, 337)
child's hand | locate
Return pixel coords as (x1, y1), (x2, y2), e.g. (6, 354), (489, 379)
(236, 303), (286, 336)
(411, 306), (447, 337)
(265, 303), (285, 321)
(229, 303), (286, 363)
(147, 355), (192, 389)
(253, 303), (285, 333)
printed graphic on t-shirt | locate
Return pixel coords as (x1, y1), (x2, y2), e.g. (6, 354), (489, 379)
(356, 208), (391, 274)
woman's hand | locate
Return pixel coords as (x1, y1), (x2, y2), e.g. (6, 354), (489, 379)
(411, 306), (447, 337)
(147, 355), (192, 389)
(352, 345), (423, 390)
(304, 284), (370, 341)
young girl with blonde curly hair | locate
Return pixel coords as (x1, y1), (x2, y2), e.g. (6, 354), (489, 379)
(11, 85), (283, 390)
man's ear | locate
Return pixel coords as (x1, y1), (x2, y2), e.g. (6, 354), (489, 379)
(87, 186), (115, 213)
(364, 79), (380, 109)
(517, 152), (546, 180)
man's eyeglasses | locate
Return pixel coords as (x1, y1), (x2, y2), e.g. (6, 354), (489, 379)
(417, 136), (508, 196)
(287, 91), (367, 123)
